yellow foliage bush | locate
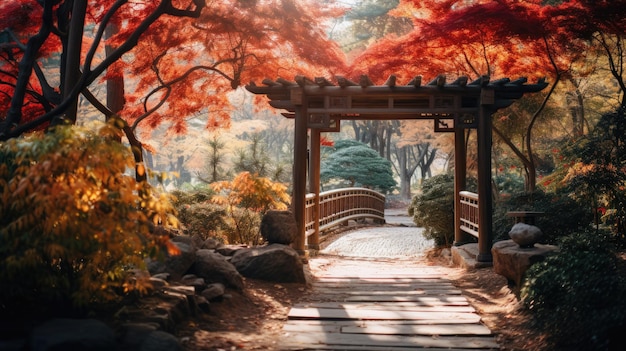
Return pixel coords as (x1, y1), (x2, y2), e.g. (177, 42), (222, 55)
(211, 172), (290, 245)
(0, 121), (177, 310)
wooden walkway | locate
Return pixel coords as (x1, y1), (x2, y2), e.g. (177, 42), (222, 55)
(280, 256), (499, 350)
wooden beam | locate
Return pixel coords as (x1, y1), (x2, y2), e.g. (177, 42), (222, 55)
(428, 74), (446, 87)
(276, 77), (295, 86)
(269, 100), (295, 110)
(292, 102), (308, 256)
(262, 78), (280, 86)
(453, 128), (471, 245)
(336, 76), (359, 87)
(451, 76), (468, 87)
(469, 75), (490, 86)
(489, 77), (511, 86)
(476, 88), (494, 263)
(407, 76), (422, 87)
(308, 129), (322, 251)
(509, 77), (528, 86)
(359, 75), (374, 87)
(295, 75), (316, 86)
(315, 77), (334, 87)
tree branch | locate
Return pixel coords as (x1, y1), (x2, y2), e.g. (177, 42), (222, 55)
(0, 0), (207, 140)
(0, 0), (54, 138)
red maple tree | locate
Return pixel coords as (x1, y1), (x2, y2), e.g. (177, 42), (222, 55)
(346, 0), (626, 191)
(0, 0), (348, 141)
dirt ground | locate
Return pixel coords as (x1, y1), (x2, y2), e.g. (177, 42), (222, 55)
(177, 238), (549, 350)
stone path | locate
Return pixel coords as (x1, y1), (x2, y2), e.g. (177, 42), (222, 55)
(279, 224), (500, 350)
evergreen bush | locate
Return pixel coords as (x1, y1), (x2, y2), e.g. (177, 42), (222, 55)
(521, 230), (626, 350)
(409, 174), (476, 247)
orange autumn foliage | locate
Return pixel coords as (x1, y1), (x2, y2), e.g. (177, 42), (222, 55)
(211, 171), (290, 245)
(0, 120), (178, 308)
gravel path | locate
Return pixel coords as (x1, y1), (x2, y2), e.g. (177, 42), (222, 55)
(320, 226), (434, 258)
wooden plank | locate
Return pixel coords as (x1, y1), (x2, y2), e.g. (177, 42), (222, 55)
(314, 279), (454, 287)
(315, 276), (447, 282)
(280, 332), (500, 349)
(282, 320), (492, 335)
(292, 302), (476, 312)
(283, 254), (499, 350)
(279, 343), (493, 351)
(341, 295), (469, 304)
(314, 274), (447, 279)
(313, 284), (458, 291)
(340, 323), (492, 336)
(312, 288), (463, 295)
(287, 307), (482, 322)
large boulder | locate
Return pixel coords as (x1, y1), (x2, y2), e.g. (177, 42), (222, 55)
(29, 318), (117, 351)
(146, 241), (196, 281)
(191, 249), (244, 290)
(231, 244), (306, 283)
(491, 239), (558, 295)
(260, 210), (297, 244)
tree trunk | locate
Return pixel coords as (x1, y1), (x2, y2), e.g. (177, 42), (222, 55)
(54, 0), (88, 126)
(105, 23), (125, 118)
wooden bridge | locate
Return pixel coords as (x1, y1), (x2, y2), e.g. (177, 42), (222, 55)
(304, 188), (385, 243)
(303, 187), (481, 247)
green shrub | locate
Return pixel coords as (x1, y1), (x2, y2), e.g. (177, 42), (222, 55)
(493, 189), (593, 244)
(409, 174), (476, 247)
(494, 171), (525, 195)
(521, 230), (626, 350)
(0, 123), (176, 313)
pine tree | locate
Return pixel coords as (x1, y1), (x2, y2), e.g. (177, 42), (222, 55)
(321, 139), (396, 193)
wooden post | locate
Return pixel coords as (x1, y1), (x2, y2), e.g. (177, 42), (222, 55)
(291, 88), (307, 256)
(476, 88), (494, 262)
(453, 126), (470, 245)
(308, 129), (321, 250)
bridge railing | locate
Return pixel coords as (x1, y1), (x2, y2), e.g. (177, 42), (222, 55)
(459, 191), (479, 238)
(305, 187), (386, 237)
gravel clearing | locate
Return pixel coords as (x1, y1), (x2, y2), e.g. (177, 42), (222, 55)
(320, 226), (434, 258)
